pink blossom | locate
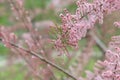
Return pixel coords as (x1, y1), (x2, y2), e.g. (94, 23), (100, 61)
(0, 27), (17, 48)
(114, 22), (120, 28)
(102, 70), (113, 78)
(54, 0), (120, 52)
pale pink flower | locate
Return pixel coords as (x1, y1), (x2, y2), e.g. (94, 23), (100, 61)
(114, 22), (120, 28)
(55, 0), (120, 52)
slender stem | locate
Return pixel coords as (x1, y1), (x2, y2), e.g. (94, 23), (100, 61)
(89, 31), (107, 53)
(0, 38), (77, 80)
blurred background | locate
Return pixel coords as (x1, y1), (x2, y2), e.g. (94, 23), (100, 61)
(0, 0), (120, 80)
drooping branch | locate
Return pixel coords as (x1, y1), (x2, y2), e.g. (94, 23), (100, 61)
(0, 38), (78, 80)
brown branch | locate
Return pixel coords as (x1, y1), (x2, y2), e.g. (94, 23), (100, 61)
(0, 38), (77, 80)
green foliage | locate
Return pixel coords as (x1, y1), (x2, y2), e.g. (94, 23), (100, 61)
(32, 10), (61, 23)
(25, 0), (50, 9)
(0, 43), (9, 56)
(0, 64), (26, 80)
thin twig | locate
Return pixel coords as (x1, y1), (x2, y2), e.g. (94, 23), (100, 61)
(89, 31), (107, 53)
(0, 38), (77, 80)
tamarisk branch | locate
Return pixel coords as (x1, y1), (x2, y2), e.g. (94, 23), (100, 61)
(0, 38), (78, 80)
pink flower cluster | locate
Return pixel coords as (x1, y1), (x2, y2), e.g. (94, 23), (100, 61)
(82, 35), (120, 80)
(101, 48), (120, 80)
(0, 27), (17, 48)
(114, 21), (120, 28)
(55, 0), (120, 51)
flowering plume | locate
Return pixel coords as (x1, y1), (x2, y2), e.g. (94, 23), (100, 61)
(54, 0), (120, 52)
(82, 23), (120, 80)
(9, 0), (33, 31)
